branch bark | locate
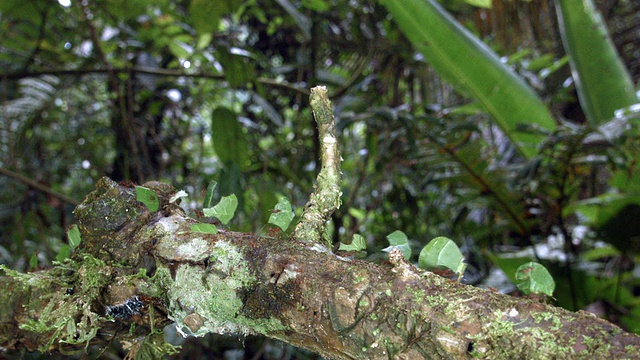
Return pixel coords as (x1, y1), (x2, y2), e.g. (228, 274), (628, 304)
(1, 176), (640, 358)
(2, 88), (640, 359)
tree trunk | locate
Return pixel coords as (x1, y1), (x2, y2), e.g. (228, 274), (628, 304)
(1, 176), (639, 359)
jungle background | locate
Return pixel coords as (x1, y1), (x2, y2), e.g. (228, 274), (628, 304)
(1, 0), (640, 358)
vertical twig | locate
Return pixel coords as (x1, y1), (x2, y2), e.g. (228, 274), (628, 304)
(292, 86), (342, 249)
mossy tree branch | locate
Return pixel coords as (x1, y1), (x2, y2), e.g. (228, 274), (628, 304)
(292, 86), (342, 249)
(1, 89), (640, 359)
(1, 177), (640, 359)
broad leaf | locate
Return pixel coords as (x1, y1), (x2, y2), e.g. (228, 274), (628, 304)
(556, 0), (637, 126)
(211, 107), (249, 170)
(380, 0), (556, 159)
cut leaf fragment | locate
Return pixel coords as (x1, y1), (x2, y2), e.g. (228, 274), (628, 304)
(339, 234), (367, 252)
(190, 223), (218, 234)
(418, 236), (466, 280)
(268, 198), (295, 232)
(203, 194), (238, 225)
(135, 186), (159, 212)
(382, 230), (411, 260)
(515, 262), (556, 296)
(66, 225), (82, 248)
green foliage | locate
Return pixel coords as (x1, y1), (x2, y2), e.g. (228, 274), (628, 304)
(1, 0), (640, 354)
(382, 230), (411, 260)
(135, 186), (160, 213)
(211, 108), (250, 170)
(203, 194), (238, 225)
(338, 234), (367, 252)
(418, 236), (467, 281)
(268, 198), (294, 232)
(67, 225), (82, 248)
(515, 262), (555, 297)
(190, 223), (218, 234)
(556, 0), (638, 125)
(204, 181), (218, 209)
(189, 0), (235, 36)
(169, 190), (188, 203)
(380, 0), (556, 159)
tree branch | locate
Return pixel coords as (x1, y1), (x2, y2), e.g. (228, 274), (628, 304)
(1, 176), (639, 359)
(0, 67), (310, 95)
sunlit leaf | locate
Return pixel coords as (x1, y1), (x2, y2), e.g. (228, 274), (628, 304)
(515, 262), (555, 296)
(203, 194), (238, 224)
(380, 0), (556, 159)
(418, 236), (466, 280)
(464, 0), (491, 8)
(557, 0), (637, 126)
(268, 198), (294, 232)
(382, 230), (411, 260)
(338, 234), (367, 252)
(190, 223), (218, 234)
(135, 186), (159, 212)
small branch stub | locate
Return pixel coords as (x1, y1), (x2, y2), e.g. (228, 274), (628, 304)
(292, 86), (342, 249)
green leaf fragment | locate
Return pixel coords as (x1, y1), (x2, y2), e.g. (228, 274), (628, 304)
(338, 234), (367, 252)
(203, 194), (238, 225)
(268, 197), (294, 232)
(66, 224), (82, 248)
(56, 245), (72, 262)
(515, 262), (555, 296)
(135, 186), (160, 212)
(169, 190), (188, 203)
(190, 223), (218, 234)
(382, 230), (411, 260)
(204, 180), (218, 208)
(418, 236), (467, 280)
(29, 253), (38, 269)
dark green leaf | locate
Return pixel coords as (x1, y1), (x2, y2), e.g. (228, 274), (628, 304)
(215, 47), (256, 87)
(190, 0), (231, 35)
(379, 0), (556, 158)
(211, 108), (249, 170)
(557, 0), (637, 125)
